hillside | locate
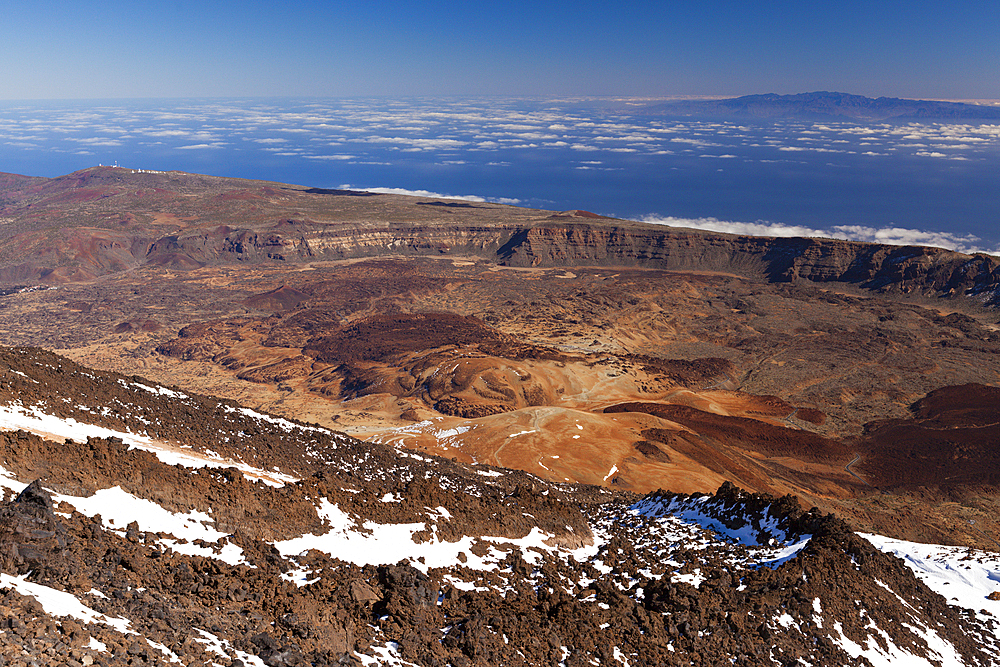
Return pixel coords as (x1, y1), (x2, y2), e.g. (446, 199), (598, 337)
(0, 346), (998, 666)
(1, 166), (999, 299)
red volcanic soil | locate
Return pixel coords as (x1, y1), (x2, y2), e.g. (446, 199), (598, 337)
(0, 172), (45, 191)
(605, 402), (851, 461)
(113, 319), (163, 334)
(547, 210), (610, 219)
(911, 383), (1000, 425)
(40, 187), (111, 205)
(214, 189), (266, 202)
(627, 355), (735, 388)
(304, 312), (563, 365)
(244, 285), (311, 311)
(797, 408), (827, 425)
(856, 383), (1000, 489)
(305, 312), (506, 363)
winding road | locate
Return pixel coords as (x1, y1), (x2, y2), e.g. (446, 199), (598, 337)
(844, 453), (872, 488)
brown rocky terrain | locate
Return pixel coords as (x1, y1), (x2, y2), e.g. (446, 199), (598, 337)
(0, 347), (996, 666)
(1, 166), (1000, 557)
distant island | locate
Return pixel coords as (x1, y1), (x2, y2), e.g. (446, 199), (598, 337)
(638, 91), (1000, 121)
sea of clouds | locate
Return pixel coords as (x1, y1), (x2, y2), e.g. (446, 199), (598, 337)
(2, 97), (998, 255)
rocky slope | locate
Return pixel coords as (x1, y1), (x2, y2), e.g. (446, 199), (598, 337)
(0, 346), (997, 666)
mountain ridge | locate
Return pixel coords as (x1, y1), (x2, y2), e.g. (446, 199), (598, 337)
(1, 167), (998, 309)
(636, 90), (1000, 120)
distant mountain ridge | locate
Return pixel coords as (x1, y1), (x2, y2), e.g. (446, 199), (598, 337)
(639, 91), (1000, 121)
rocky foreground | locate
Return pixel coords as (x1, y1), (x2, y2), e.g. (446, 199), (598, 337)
(0, 347), (998, 666)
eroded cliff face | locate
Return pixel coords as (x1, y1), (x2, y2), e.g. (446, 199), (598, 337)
(495, 224), (1000, 305)
(148, 222), (521, 266)
(24, 220), (999, 307)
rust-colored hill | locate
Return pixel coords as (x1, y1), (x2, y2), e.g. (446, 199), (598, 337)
(857, 384), (1000, 489)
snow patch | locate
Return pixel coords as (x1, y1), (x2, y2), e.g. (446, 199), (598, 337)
(863, 533), (1000, 622)
(275, 498), (570, 574)
(0, 402), (298, 487)
(0, 467), (246, 566)
(0, 573), (132, 634)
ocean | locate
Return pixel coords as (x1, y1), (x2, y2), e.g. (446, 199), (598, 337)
(1, 96), (998, 254)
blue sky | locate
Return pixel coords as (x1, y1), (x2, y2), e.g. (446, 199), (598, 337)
(3, 0), (1000, 100)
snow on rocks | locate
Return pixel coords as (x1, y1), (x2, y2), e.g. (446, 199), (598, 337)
(0, 401), (299, 487)
(0, 465), (248, 566)
(827, 618), (967, 667)
(221, 404), (333, 438)
(630, 483), (804, 548)
(0, 457), (995, 666)
(863, 533), (1000, 634)
(274, 497), (571, 577)
(0, 572), (132, 634)
(0, 346), (994, 665)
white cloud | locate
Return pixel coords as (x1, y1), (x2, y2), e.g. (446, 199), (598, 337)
(670, 138), (721, 147)
(72, 137), (122, 146)
(640, 216), (827, 239)
(829, 225), (996, 254)
(593, 134), (660, 142)
(360, 136), (467, 150)
(510, 132), (560, 140)
(346, 186), (520, 205)
(639, 216), (999, 256)
(141, 129), (193, 137)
